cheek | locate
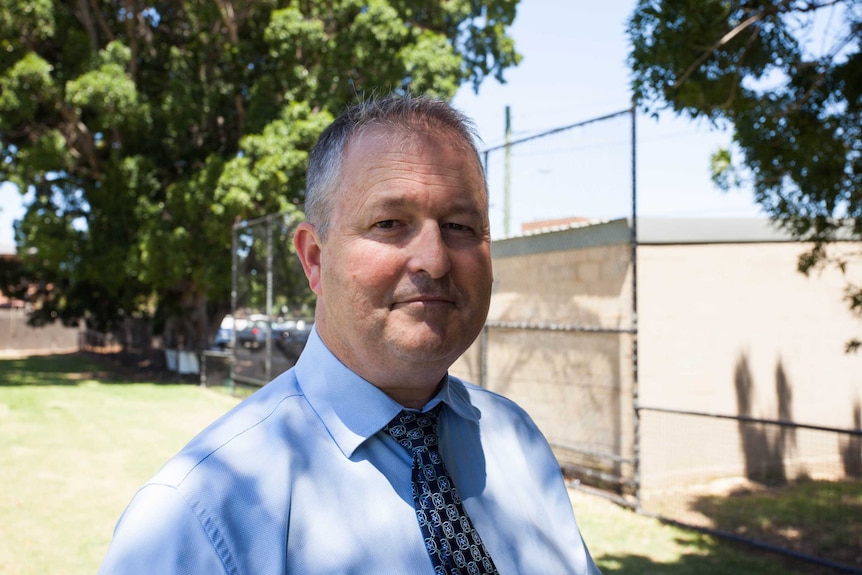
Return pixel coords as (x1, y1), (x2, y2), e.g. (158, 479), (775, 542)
(334, 245), (405, 297)
(455, 250), (492, 284)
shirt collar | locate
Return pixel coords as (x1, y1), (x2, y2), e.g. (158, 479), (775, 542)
(295, 326), (480, 458)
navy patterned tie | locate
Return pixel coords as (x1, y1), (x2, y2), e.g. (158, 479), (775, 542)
(385, 405), (499, 575)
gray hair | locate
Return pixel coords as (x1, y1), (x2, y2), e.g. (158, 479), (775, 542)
(304, 94), (487, 239)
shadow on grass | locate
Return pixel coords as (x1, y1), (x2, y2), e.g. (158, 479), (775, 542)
(599, 552), (838, 575)
(0, 351), (191, 386)
(599, 552), (723, 575)
(599, 531), (848, 575)
(689, 479), (862, 571)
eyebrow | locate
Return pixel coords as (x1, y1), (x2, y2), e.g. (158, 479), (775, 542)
(368, 194), (487, 217)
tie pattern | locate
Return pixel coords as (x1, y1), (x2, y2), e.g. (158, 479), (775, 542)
(385, 405), (499, 575)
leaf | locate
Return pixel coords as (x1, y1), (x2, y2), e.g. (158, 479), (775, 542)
(3, 0), (522, 351)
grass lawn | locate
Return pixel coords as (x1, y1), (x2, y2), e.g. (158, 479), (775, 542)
(570, 490), (841, 575)
(0, 353), (240, 575)
(0, 352), (844, 574)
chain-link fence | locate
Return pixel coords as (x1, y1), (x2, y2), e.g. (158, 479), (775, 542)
(470, 107), (862, 573)
(197, 108), (862, 572)
(471, 108), (638, 495)
(639, 407), (862, 571)
(201, 211), (314, 392)
(482, 108), (635, 239)
(79, 317), (163, 369)
(458, 217), (638, 498)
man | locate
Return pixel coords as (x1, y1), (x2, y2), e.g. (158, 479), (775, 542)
(99, 95), (601, 574)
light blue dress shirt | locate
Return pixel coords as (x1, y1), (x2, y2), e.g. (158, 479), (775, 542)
(99, 328), (601, 574)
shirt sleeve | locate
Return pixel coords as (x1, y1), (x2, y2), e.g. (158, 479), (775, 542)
(98, 483), (227, 575)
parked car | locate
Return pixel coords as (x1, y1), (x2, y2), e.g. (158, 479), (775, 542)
(273, 319), (313, 361)
(235, 319), (270, 350)
(212, 315), (235, 350)
(213, 326), (234, 350)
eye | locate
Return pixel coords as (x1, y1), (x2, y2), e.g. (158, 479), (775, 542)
(443, 222), (473, 233)
(374, 220), (398, 229)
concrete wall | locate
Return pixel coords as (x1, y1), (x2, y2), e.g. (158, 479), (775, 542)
(451, 218), (862, 492)
(451, 220), (635, 481)
(637, 241), (862, 490)
(637, 241), (860, 425)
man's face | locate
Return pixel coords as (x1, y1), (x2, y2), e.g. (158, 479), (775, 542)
(295, 127), (492, 402)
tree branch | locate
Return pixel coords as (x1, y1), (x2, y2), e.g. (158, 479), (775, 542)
(124, 0), (138, 78)
(88, 0), (115, 44)
(214, 0), (239, 44)
(213, 0), (245, 135)
(58, 105), (101, 180)
(673, 0), (848, 93)
(672, 9), (772, 91)
(718, 24), (763, 110)
(74, 0), (100, 50)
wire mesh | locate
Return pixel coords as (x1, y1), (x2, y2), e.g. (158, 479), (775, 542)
(639, 407), (862, 572)
(200, 350), (233, 390)
(476, 107), (862, 571)
(475, 110), (638, 493)
(231, 212), (314, 387)
(483, 109), (633, 239)
(475, 214), (637, 495)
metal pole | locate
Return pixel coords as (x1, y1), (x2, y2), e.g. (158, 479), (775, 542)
(483, 151), (490, 186)
(230, 221), (238, 394)
(481, 150), (490, 391)
(504, 105), (512, 237)
(265, 214), (274, 383)
(630, 102), (641, 508)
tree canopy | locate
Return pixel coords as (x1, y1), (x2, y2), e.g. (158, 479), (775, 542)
(628, 0), (862, 350)
(0, 0), (521, 350)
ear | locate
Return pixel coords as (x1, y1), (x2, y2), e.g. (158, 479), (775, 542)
(294, 222), (323, 296)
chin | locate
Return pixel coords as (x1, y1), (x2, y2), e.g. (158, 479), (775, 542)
(391, 333), (462, 363)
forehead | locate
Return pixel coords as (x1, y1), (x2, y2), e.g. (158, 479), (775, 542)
(342, 126), (485, 193)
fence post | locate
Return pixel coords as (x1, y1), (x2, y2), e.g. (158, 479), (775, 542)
(265, 213), (274, 383)
(230, 220), (238, 394)
(630, 102), (641, 508)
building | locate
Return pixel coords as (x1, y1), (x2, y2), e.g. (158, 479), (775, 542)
(452, 217), (862, 493)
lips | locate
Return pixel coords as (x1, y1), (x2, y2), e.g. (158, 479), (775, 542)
(391, 294), (457, 309)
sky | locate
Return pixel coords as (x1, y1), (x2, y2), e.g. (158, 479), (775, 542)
(451, 0), (765, 238)
(0, 0), (768, 249)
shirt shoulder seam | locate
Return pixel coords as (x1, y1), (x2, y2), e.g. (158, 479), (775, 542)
(177, 390), (304, 486)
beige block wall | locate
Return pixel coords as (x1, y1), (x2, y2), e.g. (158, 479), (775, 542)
(451, 241), (635, 478)
(637, 242), (862, 489)
(637, 242), (861, 426)
(487, 243), (632, 327)
(452, 225), (861, 491)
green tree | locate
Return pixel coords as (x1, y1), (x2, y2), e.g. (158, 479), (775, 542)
(0, 0), (521, 351)
(627, 0), (862, 350)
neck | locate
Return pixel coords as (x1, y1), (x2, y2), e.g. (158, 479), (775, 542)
(384, 376), (446, 410)
(314, 321), (450, 410)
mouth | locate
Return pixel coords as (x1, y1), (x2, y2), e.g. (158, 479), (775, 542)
(391, 295), (457, 310)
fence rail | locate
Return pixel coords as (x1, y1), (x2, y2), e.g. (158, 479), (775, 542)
(229, 211), (314, 389)
(480, 106), (862, 573)
(635, 406), (862, 573)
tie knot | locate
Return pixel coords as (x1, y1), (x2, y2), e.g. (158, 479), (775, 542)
(384, 404), (442, 453)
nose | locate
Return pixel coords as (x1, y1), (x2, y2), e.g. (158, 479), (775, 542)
(407, 221), (451, 279)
